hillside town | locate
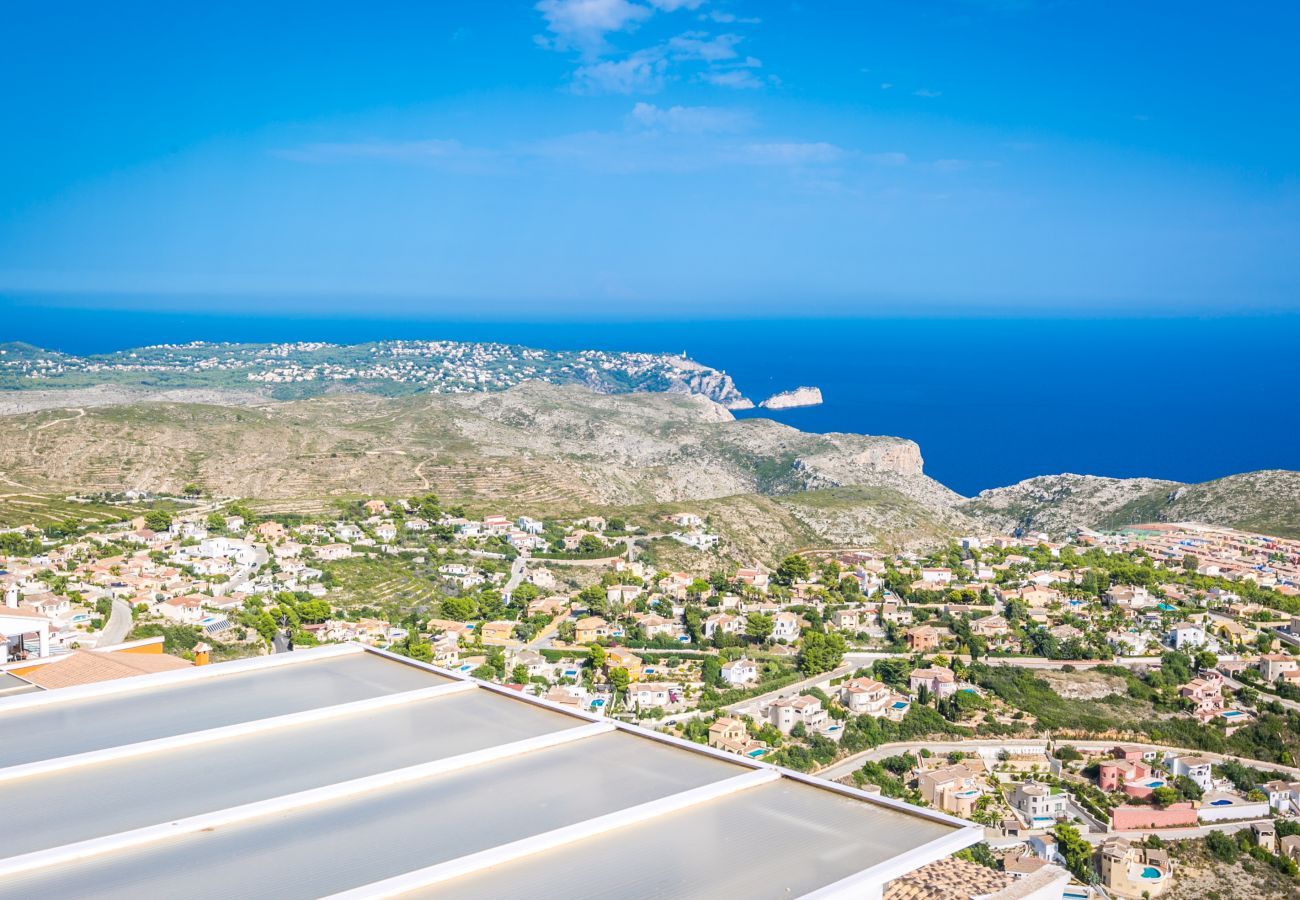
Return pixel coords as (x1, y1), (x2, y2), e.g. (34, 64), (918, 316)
(0, 339), (750, 406)
(3, 493), (1300, 898)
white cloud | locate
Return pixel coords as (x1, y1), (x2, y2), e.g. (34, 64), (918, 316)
(701, 68), (764, 89)
(932, 158), (970, 172)
(913, 88), (943, 98)
(702, 11), (761, 23)
(535, 1), (771, 95)
(628, 102), (751, 133)
(647, 0), (706, 9)
(865, 151), (909, 166)
(667, 31), (743, 62)
(572, 49), (669, 94)
(535, 0), (653, 55)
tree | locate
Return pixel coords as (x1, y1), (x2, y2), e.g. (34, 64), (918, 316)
(441, 595), (477, 621)
(144, 510), (173, 532)
(1053, 824), (1093, 882)
(608, 667), (630, 696)
(798, 631), (846, 676)
(511, 664), (529, 684)
(702, 656), (723, 687)
(577, 584), (608, 617)
(588, 643), (606, 670)
(577, 534), (605, 555)
(512, 582), (541, 604)
(684, 605), (704, 644)
(872, 657), (911, 688)
(746, 613), (774, 644)
(1151, 786), (1179, 807)
(1205, 829), (1239, 863)
(477, 590), (505, 621)
(775, 554), (811, 585)
(206, 512), (225, 531)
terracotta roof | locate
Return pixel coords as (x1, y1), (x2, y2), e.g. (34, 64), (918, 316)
(15, 649), (191, 689)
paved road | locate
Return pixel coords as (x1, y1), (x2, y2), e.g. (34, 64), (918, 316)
(984, 818), (1272, 848)
(725, 663), (854, 717)
(504, 557), (526, 596)
(818, 735), (1300, 783)
(97, 598), (133, 647)
(222, 543), (269, 596)
(1222, 674), (1300, 713)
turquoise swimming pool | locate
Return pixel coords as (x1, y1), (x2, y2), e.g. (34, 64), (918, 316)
(1140, 866), (1161, 879)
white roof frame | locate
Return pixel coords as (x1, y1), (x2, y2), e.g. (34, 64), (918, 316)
(0, 643), (981, 898)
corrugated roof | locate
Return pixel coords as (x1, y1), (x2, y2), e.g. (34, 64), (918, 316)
(0, 643), (978, 898)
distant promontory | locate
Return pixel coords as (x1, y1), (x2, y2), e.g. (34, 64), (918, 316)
(759, 386), (823, 410)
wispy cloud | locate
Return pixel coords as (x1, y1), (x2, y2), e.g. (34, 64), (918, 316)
(913, 88), (943, 98)
(628, 102), (752, 133)
(702, 10), (761, 24)
(701, 68), (764, 89)
(667, 31), (743, 62)
(865, 151), (909, 166)
(535, 0), (653, 56)
(534, 0), (769, 95)
(572, 49), (669, 94)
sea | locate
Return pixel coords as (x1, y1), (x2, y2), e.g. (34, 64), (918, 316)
(2, 299), (1297, 497)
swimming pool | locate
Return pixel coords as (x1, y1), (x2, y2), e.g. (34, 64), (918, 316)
(891, 701), (909, 709)
(747, 748), (768, 758)
(590, 698), (606, 708)
(1210, 799), (1233, 806)
(1140, 866), (1162, 879)
(1221, 710), (1245, 718)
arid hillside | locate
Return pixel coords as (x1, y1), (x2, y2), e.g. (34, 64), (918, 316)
(2, 383), (1296, 546)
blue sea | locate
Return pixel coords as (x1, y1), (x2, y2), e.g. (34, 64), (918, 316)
(2, 299), (1296, 496)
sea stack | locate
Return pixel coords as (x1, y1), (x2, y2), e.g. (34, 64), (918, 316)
(759, 386), (823, 409)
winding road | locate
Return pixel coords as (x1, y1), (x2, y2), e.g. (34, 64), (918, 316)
(97, 598), (133, 647)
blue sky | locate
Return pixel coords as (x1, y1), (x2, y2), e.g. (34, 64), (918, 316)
(3, 1), (1298, 317)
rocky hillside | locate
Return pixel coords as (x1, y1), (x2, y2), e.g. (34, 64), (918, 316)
(1, 382), (1294, 546)
(0, 382), (951, 513)
(962, 470), (1300, 538)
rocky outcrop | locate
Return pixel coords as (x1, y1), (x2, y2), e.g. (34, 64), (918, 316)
(961, 470), (1300, 539)
(662, 359), (752, 409)
(759, 386), (823, 409)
